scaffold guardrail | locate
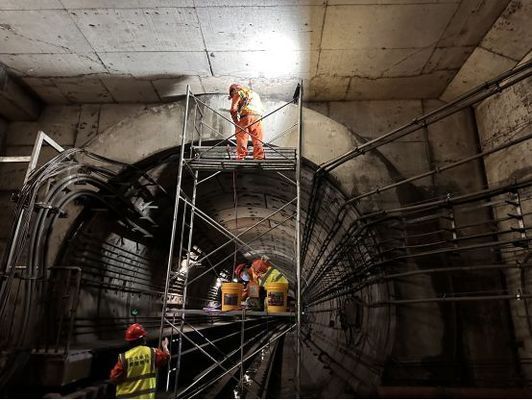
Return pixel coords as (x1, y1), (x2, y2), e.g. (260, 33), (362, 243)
(158, 83), (303, 398)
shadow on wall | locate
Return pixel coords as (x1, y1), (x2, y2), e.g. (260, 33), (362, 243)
(17, 73), (302, 106)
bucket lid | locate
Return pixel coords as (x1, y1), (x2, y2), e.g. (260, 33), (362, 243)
(265, 282), (288, 290)
(222, 282), (244, 289)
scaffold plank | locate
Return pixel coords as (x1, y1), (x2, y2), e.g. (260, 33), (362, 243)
(167, 309), (295, 317)
(187, 146), (297, 171)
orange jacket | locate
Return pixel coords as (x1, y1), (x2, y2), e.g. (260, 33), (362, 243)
(230, 87), (264, 123)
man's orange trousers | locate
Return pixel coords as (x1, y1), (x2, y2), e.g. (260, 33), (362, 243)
(236, 114), (264, 160)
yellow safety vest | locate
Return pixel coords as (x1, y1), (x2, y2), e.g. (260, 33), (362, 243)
(116, 346), (157, 399)
(237, 87), (264, 116)
(259, 268), (288, 286)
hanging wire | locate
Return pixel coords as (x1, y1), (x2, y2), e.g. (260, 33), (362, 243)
(232, 169), (239, 280)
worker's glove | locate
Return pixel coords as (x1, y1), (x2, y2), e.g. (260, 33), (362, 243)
(161, 337), (169, 352)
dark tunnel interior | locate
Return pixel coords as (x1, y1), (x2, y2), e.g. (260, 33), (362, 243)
(0, 65), (531, 397)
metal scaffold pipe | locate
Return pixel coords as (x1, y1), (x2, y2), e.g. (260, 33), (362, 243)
(296, 81), (303, 397)
(156, 84), (303, 398)
(159, 85), (191, 346)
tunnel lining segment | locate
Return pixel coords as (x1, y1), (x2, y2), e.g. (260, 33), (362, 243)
(158, 84), (303, 398)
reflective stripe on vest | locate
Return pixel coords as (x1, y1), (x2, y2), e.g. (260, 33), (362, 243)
(238, 88), (264, 116)
(116, 346), (157, 399)
(260, 268), (287, 286)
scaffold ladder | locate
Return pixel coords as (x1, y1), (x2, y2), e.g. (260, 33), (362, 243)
(158, 83), (303, 398)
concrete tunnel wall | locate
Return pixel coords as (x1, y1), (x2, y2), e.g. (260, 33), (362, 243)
(66, 95), (398, 394)
(0, 89), (527, 394)
(47, 93), (510, 394)
(474, 77), (532, 382)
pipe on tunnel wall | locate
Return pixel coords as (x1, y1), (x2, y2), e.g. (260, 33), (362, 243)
(77, 89), (530, 393)
(32, 96), (396, 395)
(2, 75), (531, 395)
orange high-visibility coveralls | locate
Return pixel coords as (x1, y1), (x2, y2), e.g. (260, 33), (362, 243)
(230, 87), (265, 160)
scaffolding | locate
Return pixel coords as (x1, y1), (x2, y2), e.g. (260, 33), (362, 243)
(158, 84), (303, 397)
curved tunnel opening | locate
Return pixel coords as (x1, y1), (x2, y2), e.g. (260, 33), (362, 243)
(42, 143), (392, 397)
(4, 73), (529, 396)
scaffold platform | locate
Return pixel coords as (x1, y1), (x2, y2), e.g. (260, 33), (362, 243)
(187, 146), (297, 171)
(172, 308), (296, 317)
(158, 83), (303, 398)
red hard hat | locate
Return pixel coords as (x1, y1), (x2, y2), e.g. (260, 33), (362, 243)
(251, 258), (269, 275)
(235, 263), (247, 277)
(228, 83), (242, 97)
(125, 323), (147, 342)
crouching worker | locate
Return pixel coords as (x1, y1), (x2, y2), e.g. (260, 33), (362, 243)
(250, 256), (288, 311)
(110, 323), (170, 399)
(235, 263), (261, 310)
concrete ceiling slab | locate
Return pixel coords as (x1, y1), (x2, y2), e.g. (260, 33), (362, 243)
(306, 75), (350, 101)
(197, 75), (234, 94)
(246, 79), (300, 100)
(198, 76), (301, 99)
(317, 47), (433, 77)
(328, 0), (458, 3)
(195, 76), (298, 99)
(195, 1), (325, 5)
(481, 0), (532, 61)
(321, 4), (458, 50)
(439, 0), (530, 101)
(0, 53), (107, 76)
(347, 70), (455, 100)
(437, 0), (510, 47)
(60, 0), (195, 8)
(210, 50), (318, 78)
(0, 0), (522, 103)
(0, 0), (63, 10)
(52, 76), (113, 103)
(152, 76), (203, 98)
(98, 51), (211, 76)
(196, 6), (324, 51)
(422, 46), (475, 73)
(22, 77), (69, 104)
(441, 47), (517, 101)
(0, 10), (93, 53)
(100, 76), (160, 102)
(326, 100), (424, 141)
(519, 50), (532, 65)
(69, 8), (204, 52)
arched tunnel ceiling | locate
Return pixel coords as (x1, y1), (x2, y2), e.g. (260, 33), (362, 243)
(0, 0), (513, 103)
(148, 161), (316, 284)
(73, 94), (398, 291)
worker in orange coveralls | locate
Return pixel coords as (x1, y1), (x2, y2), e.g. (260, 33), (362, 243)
(109, 323), (170, 399)
(228, 83), (265, 160)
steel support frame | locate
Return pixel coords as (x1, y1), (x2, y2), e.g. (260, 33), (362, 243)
(158, 85), (303, 398)
(301, 61), (532, 266)
(303, 183), (532, 309)
(2, 130), (65, 278)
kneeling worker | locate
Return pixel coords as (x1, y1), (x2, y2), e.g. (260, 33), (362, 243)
(235, 263), (261, 310)
(251, 256), (288, 311)
(110, 323), (170, 399)
(251, 255), (288, 287)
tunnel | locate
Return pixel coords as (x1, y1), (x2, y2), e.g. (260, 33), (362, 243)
(1, 63), (532, 398)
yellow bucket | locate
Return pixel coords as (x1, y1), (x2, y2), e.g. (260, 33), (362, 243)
(265, 282), (288, 313)
(221, 282), (243, 311)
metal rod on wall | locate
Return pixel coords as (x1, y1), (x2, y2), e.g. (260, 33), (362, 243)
(159, 84), (191, 365)
(296, 80), (303, 398)
(174, 98), (201, 394)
